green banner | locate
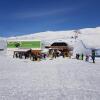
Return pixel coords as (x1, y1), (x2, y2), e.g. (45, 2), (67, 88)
(7, 41), (41, 48)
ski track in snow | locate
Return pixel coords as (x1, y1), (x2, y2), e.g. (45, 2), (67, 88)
(0, 56), (100, 100)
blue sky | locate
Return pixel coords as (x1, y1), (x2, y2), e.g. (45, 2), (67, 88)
(0, 0), (100, 37)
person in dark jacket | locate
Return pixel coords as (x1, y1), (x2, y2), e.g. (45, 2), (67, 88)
(85, 55), (89, 62)
(91, 50), (96, 63)
(81, 54), (84, 60)
(76, 53), (80, 60)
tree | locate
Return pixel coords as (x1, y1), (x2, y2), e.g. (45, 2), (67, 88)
(15, 42), (20, 48)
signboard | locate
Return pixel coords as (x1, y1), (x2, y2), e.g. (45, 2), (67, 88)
(7, 41), (41, 49)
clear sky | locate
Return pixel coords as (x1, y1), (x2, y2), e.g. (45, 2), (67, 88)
(0, 0), (100, 37)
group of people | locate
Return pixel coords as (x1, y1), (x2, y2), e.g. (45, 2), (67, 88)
(76, 50), (96, 63)
(31, 53), (47, 61)
(13, 49), (96, 63)
(13, 51), (48, 61)
(13, 49), (72, 61)
(48, 49), (71, 59)
(13, 51), (29, 59)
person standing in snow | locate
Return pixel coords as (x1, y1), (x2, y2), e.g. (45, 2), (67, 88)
(85, 54), (89, 62)
(76, 53), (80, 60)
(91, 50), (96, 63)
(61, 52), (65, 58)
(80, 54), (84, 60)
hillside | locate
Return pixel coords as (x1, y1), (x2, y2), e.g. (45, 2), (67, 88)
(7, 27), (100, 50)
(7, 27), (100, 40)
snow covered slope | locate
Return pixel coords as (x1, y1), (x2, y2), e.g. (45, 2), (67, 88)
(7, 27), (100, 41)
(78, 27), (100, 49)
(7, 30), (75, 41)
(0, 56), (100, 100)
(0, 37), (6, 49)
(0, 37), (7, 55)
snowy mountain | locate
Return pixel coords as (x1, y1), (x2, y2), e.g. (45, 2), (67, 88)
(7, 27), (100, 49)
(7, 27), (100, 40)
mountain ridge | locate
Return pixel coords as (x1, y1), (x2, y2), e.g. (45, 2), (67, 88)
(7, 27), (100, 41)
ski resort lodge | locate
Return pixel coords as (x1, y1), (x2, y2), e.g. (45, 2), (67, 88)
(0, 37), (100, 57)
(45, 40), (74, 57)
(6, 39), (74, 57)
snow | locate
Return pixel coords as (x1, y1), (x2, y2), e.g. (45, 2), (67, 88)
(0, 55), (100, 100)
(7, 30), (75, 41)
(0, 26), (100, 99)
(0, 37), (7, 49)
(0, 37), (7, 55)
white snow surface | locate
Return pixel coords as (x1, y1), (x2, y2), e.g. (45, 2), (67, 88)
(0, 37), (7, 55)
(0, 37), (6, 49)
(0, 55), (100, 100)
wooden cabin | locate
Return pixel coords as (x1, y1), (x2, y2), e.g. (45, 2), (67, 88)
(45, 42), (73, 57)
